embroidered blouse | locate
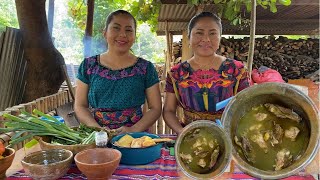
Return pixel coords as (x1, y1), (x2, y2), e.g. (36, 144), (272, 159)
(165, 59), (250, 114)
(77, 55), (159, 129)
(77, 55), (159, 109)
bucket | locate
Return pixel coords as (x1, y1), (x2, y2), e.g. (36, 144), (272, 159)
(221, 82), (319, 179)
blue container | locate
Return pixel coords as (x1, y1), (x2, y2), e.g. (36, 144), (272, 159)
(111, 132), (162, 165)
(40, 116), (64, 123)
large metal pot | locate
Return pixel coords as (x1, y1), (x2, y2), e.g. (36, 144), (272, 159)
(175, 120), (232, 179)
(221, 82), (319, 179)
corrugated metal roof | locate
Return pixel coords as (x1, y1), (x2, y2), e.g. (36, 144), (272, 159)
(157, 0), (319, 35)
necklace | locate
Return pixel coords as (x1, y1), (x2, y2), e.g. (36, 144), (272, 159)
(192, 59), (214, 70)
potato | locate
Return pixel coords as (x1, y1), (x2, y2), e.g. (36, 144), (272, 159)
(116, 134), (134, 147)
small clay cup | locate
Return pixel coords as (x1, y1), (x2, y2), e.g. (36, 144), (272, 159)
(74, 148), (121, 180)
(0, 148), (15, 179)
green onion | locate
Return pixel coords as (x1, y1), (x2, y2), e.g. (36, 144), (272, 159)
(0, 110), (100, 146)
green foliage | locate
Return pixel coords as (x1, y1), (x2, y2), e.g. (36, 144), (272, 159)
(284, 35), (310, 40)
(132, 23), (166, 63)
(0, 0), (19, 32)
(67, 0), (165, 63)
(67, 0), (87, 30)
(185, 0), (291, 26)
(130, 0), (160, 32)
(52, 1), (85, 64)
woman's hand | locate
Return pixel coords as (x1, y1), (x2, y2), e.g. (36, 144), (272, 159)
(115, 126), (137, 134)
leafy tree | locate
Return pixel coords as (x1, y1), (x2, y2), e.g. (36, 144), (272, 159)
(0, 0), (19, 32)
(52, 2), (84, 64)
(132, 23), (166, 63)
(67, 0), (165, 63)
(191, 0), (292, 26)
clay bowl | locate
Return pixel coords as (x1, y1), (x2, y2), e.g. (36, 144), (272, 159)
(175, 120), (232, 180)
(35, 136), (96, 155)
(21, 149), (73, 180)
(0, 147), (15, 179)
(74, 148), (121, 180)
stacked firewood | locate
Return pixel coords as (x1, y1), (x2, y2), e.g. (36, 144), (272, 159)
(219, 36), (319, 81)
(172, 40), (182, 62)
(172, 41), (182, 60)
(173, 36), (319, 82)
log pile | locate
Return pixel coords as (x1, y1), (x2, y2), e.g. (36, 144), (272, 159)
(173, 41), (182, 60)
(219, 36), (319, 81)
(172, 36), (319, 82)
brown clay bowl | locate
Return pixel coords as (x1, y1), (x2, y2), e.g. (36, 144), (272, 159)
(0, 148), (15, 179)
(21, 149), (73, 180)
(74, 148), (121, 180)
(35, 136), (96, 155)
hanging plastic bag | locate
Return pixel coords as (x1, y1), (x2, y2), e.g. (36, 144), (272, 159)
(252, 66), (285, 84)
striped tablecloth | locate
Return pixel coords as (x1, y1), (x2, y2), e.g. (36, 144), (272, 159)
(7, 134), (317, 180)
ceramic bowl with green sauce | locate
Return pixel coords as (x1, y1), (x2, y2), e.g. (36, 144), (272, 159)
(175, 120), (232, 179)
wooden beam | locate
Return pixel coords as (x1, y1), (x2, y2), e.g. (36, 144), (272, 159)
(256, 19), (319, 24)
(158, 19), (319, 24)
(160, 0), (187, 4)
(160, 0), (319, 5)
(164, 21), (172, 76)
(156, 19), (319, 35)
(158, 18), (190, 22)
(289, 0), (319, 5)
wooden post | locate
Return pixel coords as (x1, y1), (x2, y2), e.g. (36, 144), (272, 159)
(0, 111), (9, 128)
(0, 132), (15, 147)
(181, 30), (193, 61)
(60, 91), (64, 106)
(49, 95), (54, 112)
(8, 107), (20, 116)
(57, 92), (61, 107)
(247, 0), (257, 80)
(9, 108), (22, 149)
(47, 0), (55, 36)
(150, 121), (157, 134)
(157, 117), (164, 135)
(164, 21), (172, 78)
(36, 99), (41, 113)
(31, 101), (37, 113)
(53, 93), (58, 109)
(39, 98), (45, 113)
(64, 91), (69, 104)
(84, 0), (95, 57)
(44, 96), (49, 113)
(25, 103), (33, 113)
(13, 105), (25, 112)
(165, 124), (171, 134)
(62, 64), (75, 101)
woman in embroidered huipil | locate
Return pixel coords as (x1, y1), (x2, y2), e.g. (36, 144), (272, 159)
(75, 10), (161, 134)
(163, 12), (250, 134)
